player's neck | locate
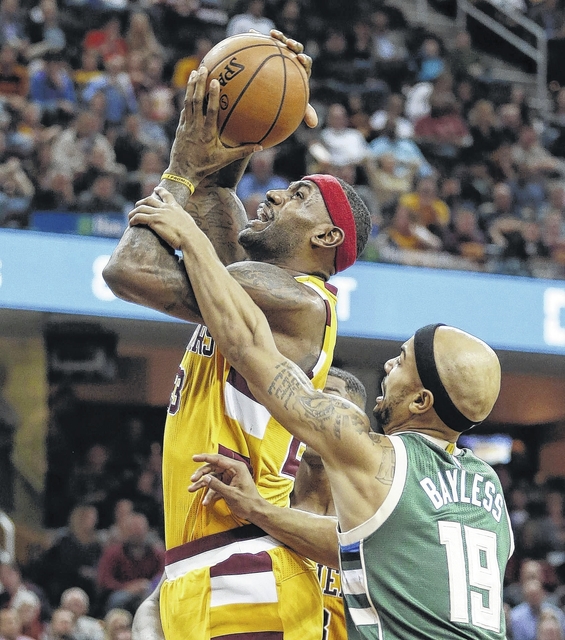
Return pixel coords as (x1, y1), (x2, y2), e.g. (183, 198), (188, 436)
(291, 461), (335, 516)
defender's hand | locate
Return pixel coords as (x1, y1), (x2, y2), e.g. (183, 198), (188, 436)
(189, 453), (265, 521)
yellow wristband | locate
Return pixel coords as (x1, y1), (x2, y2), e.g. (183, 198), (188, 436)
(161, 173), (196, 194)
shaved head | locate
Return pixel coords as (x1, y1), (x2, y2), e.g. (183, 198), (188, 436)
(432, 326), (501, 425)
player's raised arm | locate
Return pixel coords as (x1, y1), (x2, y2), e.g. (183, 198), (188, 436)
(103, 70), (259, 322)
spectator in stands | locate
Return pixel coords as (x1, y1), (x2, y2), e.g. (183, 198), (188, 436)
(136, 53), (173, 125)
(14, 591), (42, 640)
(69, 445), (117, 520)
(102, 609), (131, 640)
(489, 141), (519, 183)
(364, 152), (415, 210)
(226, 0), (275, 37)
(499, 103), (524, 145)
(236, 148), (287, 203)
(447, 30), (485, 81)
(82, 55), (137, 130)
(317, 102), (369, 168)
(369, 8), (409, 93)
(83, 17), (127, 64)
(135, 92), (169, 157)
(399, 175), (451, 236)
(32, 504), (103, 607)
(25, 0), (66, 61)
(171, 35), (211, 96)
(100, 500), (134, 548)
(75, 172), (127, 213)
(40, 608), (76, 640)
(506, 559), (546, 607)
(127, 471), (163, 535)
(0, 563), (50, 626)
(50, 110), (116, 179)
(0, 43), (29, 113)
(0, 157), (34, 228)
(31, 171), (75, 211)
(0, 608), (34, 640)
(7, 101), (58, 159)
(373, 201), (442, 259)
(275, 0), (309, 45)
(72, 50), (102, 94)
(510, 578), (565, 640)
(510, 164), (547, 218)
(124, 12), (163, 65)
(112, 114), (146, 172)
(73, 144), (124, 196)
(529, 0), (565, 40)
(415, 37), (445, 83)
(0, 0), (27, 54)
(59, 588), (103, 640)
(369, 93), (414, 140)
(29, 51), (76, 127)
(97, 513), (164, 615)
(442, 204), (486, 264)
(478, 181), (520, 231)
(123, 149), (162, 203)
(512, 125), (565, 177)
(311, 28), (359, 105)
(368, 116), (433, 179)
(413, 92), (470, 171)
(466, 99), (504, 164)
(537, 611), (565, 640)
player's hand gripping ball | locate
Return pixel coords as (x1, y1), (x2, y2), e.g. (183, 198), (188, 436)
(201, 33), (309, 149)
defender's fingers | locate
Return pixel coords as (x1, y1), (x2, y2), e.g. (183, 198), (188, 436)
(154, 187), (175, 203)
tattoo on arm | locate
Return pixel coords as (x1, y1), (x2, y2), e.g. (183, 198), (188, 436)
(369, 434), (395, 486)
(231, 264), (305, 304)
(266, 362), (368, 440)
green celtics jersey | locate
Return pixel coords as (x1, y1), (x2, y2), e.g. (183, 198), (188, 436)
(337, 432), (514, 640)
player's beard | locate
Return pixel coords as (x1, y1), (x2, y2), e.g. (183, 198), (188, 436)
(238, 224), (296, 262)
(373, 392), (404, 432)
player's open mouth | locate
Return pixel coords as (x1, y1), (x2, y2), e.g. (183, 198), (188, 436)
(256, 203), (274, 222)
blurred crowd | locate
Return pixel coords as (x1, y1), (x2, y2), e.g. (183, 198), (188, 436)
(2, 0), (565, 278)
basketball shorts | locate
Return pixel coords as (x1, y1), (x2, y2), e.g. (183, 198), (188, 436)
(160, 524), (324, 640)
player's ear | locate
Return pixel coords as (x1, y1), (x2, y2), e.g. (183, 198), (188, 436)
(312, 225), (344, 249)
(409, 389), (434, 415)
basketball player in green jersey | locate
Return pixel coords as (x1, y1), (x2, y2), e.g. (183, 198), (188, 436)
(128, 185), (514, 640)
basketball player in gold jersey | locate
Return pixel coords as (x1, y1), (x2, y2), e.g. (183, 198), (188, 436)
(195, 367), (367, 640)
(103, 33), (372, 640)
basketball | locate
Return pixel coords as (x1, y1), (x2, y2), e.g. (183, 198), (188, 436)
(201, 33), (309, 149)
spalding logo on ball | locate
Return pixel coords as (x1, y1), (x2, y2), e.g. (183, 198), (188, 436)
(202, 33), (309, 149)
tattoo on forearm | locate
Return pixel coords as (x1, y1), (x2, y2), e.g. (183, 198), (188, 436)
(267, 362), (368, 440)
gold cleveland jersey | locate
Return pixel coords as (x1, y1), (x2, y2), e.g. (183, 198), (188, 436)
(318, 564), (347, 640)
(162, 275), (338, 550)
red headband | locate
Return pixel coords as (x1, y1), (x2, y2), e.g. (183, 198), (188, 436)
(303, 174), (357, 273)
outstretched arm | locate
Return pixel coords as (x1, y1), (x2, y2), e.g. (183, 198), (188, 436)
(129, 188), (388, 531)
(188, 453), (339, 568)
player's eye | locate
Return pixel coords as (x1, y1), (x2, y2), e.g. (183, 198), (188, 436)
(293, 190), (304, 199)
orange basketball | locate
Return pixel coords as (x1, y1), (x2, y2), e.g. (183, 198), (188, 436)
(201, 33), (309, 149)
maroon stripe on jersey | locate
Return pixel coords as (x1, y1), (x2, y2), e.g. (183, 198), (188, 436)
(210, 551), (272, 578)
(324, 299), (331, 326)
(212, 633), (283, 640)
(218, 444), (253, 475)
(227, 367), (258, 403)
(165, 524), (267, 565)
(325, 282), (338, 296)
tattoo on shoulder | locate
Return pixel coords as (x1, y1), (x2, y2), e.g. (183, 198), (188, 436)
(231, 264), (305, 304)
(369, 435), (395, 486)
